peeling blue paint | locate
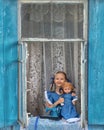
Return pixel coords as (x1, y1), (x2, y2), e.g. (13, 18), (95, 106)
(0, 0), (18, 128)
(88, 0), (104, 127)
(0, 0), (5, 127)
(0, 0), (104, 129)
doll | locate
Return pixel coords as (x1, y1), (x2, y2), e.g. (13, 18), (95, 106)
(61, 82), (80, 122)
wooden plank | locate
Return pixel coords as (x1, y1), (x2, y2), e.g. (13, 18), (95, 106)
(88, 125), (104, 130)
(0, 0), (5, 128)
(88, 0), (104, 125)
(3, 0), (18, 127)
(0, 123), (20, 130)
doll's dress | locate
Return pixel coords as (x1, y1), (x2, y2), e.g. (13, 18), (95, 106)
(61, 93), (79, 120)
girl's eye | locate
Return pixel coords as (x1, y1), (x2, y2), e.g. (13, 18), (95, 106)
(61, 78), (64, 80)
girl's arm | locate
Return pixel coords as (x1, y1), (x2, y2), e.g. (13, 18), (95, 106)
(53, 97), (64, 107)
(45, 97), (64, 108)
(45, 102), (54, 108)
(71, 90), (77, 105)
(72, 95), (78, 105)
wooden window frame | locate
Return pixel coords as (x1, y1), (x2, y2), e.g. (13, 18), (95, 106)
(18, 0), (88, 128)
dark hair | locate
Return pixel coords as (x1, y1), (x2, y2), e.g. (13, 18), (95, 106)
(50, 71), (69, 91)
(55, 71), (68, 81)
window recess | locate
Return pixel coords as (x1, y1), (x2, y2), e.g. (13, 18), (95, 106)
(18, 0), (88, 128)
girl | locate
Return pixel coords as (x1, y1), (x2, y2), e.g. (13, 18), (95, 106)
(45, 71), (76, 118)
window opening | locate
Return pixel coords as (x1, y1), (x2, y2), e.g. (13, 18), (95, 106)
(18, 0), (88, 128)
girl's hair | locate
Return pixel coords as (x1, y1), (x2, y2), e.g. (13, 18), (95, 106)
(50, 71), (69, 91)
(55, 71), (68, 81)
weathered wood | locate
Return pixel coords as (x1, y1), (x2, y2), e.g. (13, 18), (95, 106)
(88, 125), (104, 130)
(88, 0), (104, 125)
(0, 0), (18, 128)
(0, 0), (5, 128)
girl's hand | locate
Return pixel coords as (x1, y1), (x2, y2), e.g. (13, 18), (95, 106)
(45, 102), (53, 108)
(52, 97), (64, 107)
(72, 100), (76, 105)
(57, 97), (64, 104)
(71, 92), (76, 96)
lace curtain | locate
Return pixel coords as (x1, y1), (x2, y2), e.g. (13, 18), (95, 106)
(21, 3), (83, 115)
(21, 3), (83, 38)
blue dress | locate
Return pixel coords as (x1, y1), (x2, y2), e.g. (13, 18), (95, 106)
(45, 91), (62, 117)
(61, 93), (79, 119)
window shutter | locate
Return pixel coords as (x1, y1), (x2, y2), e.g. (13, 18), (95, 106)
(88, 0), (104, 124)
(0, 0), (18, 127)
(0, 0), (5, 128)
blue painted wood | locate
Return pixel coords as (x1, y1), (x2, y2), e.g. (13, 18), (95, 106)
(3, 0), (18, 127)
(0, 0), (5, 128)
(88, 125), (104, 130)
(88, 0), (104, 125)
(0, 123), (20, 130)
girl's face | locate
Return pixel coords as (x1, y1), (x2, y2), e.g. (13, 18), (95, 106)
(54, 73), (66, 87)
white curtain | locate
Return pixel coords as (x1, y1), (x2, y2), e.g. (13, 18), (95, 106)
(21, 3), (83, 115)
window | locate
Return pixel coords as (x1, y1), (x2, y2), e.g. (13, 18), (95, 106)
(18, 0), (88, 127)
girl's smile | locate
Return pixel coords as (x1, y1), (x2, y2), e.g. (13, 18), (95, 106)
(54, 73), (66, 87)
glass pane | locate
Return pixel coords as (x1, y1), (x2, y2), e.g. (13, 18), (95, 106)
(25, 42), (81, 116)
(21, 3), (83, 39)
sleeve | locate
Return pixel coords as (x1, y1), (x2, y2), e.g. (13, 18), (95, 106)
(72, 96), (78, 102)
(44, 91), (53, 104)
